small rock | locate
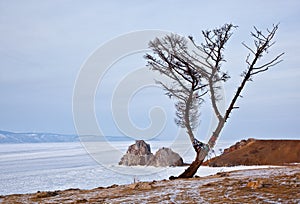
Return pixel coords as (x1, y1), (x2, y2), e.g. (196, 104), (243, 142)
(246, 179), (267, 189)
(138, 183), (152, 190)
(35, 191), (58, 198)
(128, 183), (138, 189)
(128, 182), (152, 190)
(216, 172), (229, 177)
(106, 184), (118, 189)
(75, 198), (88, 203)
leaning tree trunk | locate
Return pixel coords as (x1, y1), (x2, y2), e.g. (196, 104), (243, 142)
(178, 149), (208, 178)
(169, 141), (210, 180)
(170, 121), (225, 179)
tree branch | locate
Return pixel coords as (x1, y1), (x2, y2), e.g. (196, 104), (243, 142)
(225, 24), (283, 122)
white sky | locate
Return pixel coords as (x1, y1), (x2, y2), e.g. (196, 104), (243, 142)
(0, 0), (299, 141)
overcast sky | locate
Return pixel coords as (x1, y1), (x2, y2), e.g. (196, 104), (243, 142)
(0, 0), (299, 141)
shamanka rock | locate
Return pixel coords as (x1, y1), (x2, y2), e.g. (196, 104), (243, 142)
(119, 140), (154, 166)
(119, 140), (184, 167)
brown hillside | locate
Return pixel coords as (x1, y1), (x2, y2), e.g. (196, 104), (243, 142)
(205, 139), (300, 167)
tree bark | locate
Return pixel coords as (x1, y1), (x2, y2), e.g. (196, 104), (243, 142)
(172, 160), (203, 179)
(185, 90), (196, 144)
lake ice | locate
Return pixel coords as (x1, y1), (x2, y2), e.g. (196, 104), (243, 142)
(0, 141), (269, 195)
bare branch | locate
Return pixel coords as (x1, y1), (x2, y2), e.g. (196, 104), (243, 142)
(242, 42), (256, 55)
(251, 67), (269, 75)
(252, 52), (284, 70)
(225, 24), (283, 122)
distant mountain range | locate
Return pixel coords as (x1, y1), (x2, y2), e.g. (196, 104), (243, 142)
(0, 130), (79, 143)
(0, 130), (134, 143)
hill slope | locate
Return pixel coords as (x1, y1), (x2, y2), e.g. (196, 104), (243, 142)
(206, 139), (300, 166)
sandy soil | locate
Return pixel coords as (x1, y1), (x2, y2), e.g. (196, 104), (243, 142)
(1, 165), (299, 204)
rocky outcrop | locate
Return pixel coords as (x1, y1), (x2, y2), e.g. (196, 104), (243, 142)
(119, 140), (184, 167)
(148, 147), (183, 167)
(119, 140), (154, 166)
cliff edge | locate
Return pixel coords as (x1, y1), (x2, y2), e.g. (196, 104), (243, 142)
(205, 139), (300, 167)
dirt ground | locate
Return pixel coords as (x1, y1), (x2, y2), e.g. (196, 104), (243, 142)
(1, 165), (299, 204)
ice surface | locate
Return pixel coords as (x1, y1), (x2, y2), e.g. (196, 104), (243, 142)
(0, 141), (272, 195)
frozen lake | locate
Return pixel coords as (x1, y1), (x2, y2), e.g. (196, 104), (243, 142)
(0, 141), (268, 195)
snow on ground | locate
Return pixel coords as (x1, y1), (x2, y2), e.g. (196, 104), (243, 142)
(0, 141), (274, 195)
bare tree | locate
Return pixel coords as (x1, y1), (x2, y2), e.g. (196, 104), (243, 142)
(145, 23), (284, 178)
